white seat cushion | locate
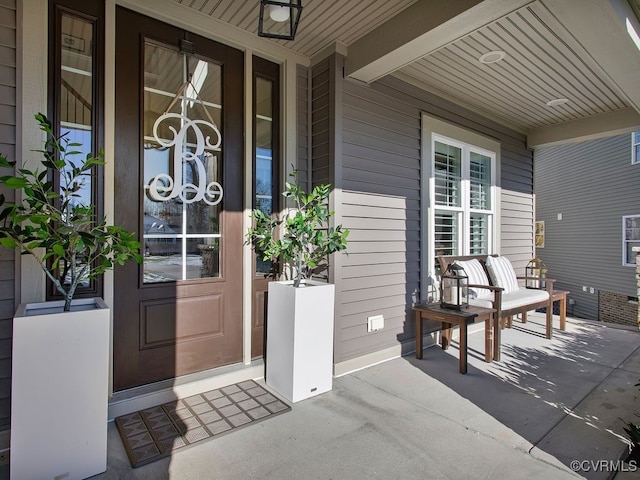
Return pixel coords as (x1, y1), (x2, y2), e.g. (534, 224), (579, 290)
(501, 288), (549, 310)
(485, 256), (520, 294)
(471, 288), (549, 311)
(468, 298), (494, 309)
(453, 259), (492, 300)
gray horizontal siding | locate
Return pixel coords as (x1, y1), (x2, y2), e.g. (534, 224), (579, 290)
(327, 54), (532, 364)
(340, 76), (421, 356)
(296, 64), (309, 191)
(0, 0), (15, 432)
(310, 57), (331, 187)
(534, 134), (640, 320)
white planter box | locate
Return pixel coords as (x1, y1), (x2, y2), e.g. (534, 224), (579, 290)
(266, 280), (335, 403)
(10, 298), (110, 480)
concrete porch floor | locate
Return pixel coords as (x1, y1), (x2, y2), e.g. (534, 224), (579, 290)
(96, 313), (640, 480)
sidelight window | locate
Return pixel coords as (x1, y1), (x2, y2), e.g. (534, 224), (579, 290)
(252, 57), (279, 276)
(48, 1), (104, 299)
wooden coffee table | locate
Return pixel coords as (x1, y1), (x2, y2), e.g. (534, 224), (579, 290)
(413, 303), (496, 374)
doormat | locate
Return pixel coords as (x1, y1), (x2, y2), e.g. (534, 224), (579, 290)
(115, 379), (290, 468)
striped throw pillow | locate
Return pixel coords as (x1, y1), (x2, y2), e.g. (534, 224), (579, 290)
(453, 259), (491, 299)
(485, 256), (520, 294)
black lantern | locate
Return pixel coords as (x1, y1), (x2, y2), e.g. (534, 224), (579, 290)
(258, 0), (303, 40)
(525, 256), (548, 289)
(440, 263), (469, 310)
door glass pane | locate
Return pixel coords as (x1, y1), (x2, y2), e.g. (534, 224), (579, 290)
(434, 141), (461, 207)
(142, 42), (223, 283)
(60, 13), (94, 289)
(255, 76), (274, 275)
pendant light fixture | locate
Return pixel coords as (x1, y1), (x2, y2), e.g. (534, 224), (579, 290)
(258, 0), (303, 40)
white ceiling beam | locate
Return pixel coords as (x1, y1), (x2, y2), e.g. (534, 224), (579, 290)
(345, 0), (533, 83)
(527, 107), (640, 149)
(539, 0), (640, 114)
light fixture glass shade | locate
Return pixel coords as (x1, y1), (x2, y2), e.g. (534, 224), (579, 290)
(479, 50), (506, 64)
(258, 0), (303, 40)
(545, 98), (569, 107)
(269, 3), (290, 22)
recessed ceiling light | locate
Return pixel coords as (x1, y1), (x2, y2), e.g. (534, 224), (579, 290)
(479, 51), (506, 64)
(546, 98), (569, 107)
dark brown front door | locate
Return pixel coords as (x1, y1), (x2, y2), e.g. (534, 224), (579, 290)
(113, 7), (244, 391)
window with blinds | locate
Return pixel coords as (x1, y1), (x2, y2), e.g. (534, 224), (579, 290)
(434, 141), (461, 207)
(470, 152), (491, 210)
(470, 214), (489, 254)
(435, 212), (457, 256)
(432, 135), (496, 258)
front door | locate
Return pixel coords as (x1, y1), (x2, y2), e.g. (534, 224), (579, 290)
(113, 7), (244, 391)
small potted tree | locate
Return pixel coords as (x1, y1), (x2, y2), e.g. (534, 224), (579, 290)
(0, 113), (141, 479)
(247, 169), (348, 403)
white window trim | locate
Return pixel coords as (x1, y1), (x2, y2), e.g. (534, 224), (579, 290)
(623, 214), (640, 266)
(632, 131), (640, 165)
(420, 113), (501, 301)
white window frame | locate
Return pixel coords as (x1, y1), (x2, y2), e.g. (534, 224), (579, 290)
(623, 214), (640, 266)
(632, 132), (640, 165)
(421, 114), (501, 302)
(432, 134), (496, 256)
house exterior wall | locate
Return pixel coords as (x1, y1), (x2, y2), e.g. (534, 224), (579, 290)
(7, 1), (541, 433)
(534, 134), (640, 321)
(0, 0), (17, 432)
(311, 54), (534, 371)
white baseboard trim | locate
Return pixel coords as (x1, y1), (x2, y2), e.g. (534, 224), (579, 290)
(108, 362), (265, 420)
(333, 332), (438, 377)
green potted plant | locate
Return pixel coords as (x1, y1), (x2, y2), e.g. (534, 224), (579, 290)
(0, 113), (141, 311)
(247, 169), (348, 403)
(247, 169), (349, 285)
(0, 113), (142, 480)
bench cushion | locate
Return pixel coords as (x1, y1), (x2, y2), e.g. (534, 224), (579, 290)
(468, 298), (494, 308)
(469, 288), (549, 310)
(453, 258), (492, 300)
(502, 288), (549, 310)
(485, 256), (519, 294)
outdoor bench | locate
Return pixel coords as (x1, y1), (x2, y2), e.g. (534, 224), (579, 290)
(436, 255), (566, 361)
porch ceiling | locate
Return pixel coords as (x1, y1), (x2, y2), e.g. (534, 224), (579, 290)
(172, 0), (640, 148)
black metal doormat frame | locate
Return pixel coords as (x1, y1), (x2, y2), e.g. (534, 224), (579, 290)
(115, 379), (291, 468)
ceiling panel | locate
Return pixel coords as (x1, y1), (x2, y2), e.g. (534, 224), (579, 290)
(398, 3), (629, 131)
(168, 0), (640, 138)
(170, 0), (418, 57)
